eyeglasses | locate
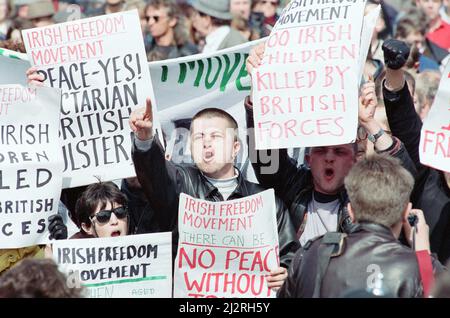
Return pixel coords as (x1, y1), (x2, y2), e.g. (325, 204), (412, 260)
(145, 15), (166, 23)
(260, 0), (279, 6)
(90, 206), (128, 224)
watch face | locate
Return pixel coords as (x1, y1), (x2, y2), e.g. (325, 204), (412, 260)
(368, 134), (375, 143)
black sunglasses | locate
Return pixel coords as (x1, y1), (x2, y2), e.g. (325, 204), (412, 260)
(90, 206), (128, 224)
(145, 15), (164, 23)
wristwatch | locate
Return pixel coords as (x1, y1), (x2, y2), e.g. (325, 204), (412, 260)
(368, 129), (385, 143)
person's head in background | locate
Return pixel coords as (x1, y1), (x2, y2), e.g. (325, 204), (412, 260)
(416, 0), (443, 23)
(26, 0), (55, 28)
(145, 0), (178, 46)
(75, 182), (129, 238)
(105, 0), (126, 14)
(5, 16), (33, 43)
(231, 15), (252, 39)
(345, 154), (414, 235)
(190, 0), (233, 39)
(230, 0), (251, 20)
(0, 0), (10, 25)
(395, 13), (427, 52)
(0, 258), (82, 298)
(252, 0), (278, 19)
(414, 70), (441, 120)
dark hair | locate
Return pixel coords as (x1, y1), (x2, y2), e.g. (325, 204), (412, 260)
(73, 182), (127, 230)
(146, 0), (192, 47)
(0, 259), (82, 298)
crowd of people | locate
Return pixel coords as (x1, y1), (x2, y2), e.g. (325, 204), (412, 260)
(0, 0), (450, 298)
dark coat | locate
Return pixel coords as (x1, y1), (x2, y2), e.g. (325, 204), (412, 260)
(277, 222), (427, 298)
(131, 135), (300, 268)
(384, 82), (450, 263)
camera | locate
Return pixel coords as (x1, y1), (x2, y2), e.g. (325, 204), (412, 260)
(408, 214), (418, 227)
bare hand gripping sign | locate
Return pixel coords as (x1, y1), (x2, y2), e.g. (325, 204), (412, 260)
(174, 190), (279, 298)
(253, 0), (367, 149)
(22, 10), (155, 188)
(0, 85), (63, 248)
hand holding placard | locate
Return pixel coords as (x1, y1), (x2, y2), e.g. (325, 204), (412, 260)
(26, 67), (45, 86)
(129, 97), (153, 141)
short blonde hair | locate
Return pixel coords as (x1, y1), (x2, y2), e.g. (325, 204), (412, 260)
(345, 154), (414, 228)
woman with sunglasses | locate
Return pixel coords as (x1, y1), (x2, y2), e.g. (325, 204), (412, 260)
(50, 182), (131, 239)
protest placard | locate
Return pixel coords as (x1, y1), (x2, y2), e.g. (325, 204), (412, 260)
(419, 61), (450, 172)
(22, 10), (155, 188)
(174, 190), (279, 298)
(0, 85), (63, 248)
(358, 4), (381, 82)
(252, 0), (366, 149)
(52, 232), (172, 298)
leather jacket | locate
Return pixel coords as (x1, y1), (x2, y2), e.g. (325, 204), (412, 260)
(278, 222), (440, 298)
(132, 135), (300, 268)
(384, 82), (450, 263)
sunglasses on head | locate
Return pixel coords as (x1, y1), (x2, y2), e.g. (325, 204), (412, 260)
(90, 206), (128, 224)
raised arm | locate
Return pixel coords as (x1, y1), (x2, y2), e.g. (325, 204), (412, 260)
(130, 98), (183, 231)
(245, 43), (309, 208)
(382, 39), (423, 169)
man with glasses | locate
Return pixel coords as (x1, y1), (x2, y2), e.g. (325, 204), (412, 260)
(190, 0), (247, 53)
(144, 0), (198, 60)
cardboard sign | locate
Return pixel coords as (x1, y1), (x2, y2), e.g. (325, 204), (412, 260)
(53, 232), (172, 298)
(420, 61), (450, 172)
(252, 0), (366, 149)
(174, 190), (279, 298)
(23, 10), (156, 188)
(0, 85), (63, 248)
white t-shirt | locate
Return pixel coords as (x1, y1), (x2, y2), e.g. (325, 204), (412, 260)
(299, 196), (340, 246)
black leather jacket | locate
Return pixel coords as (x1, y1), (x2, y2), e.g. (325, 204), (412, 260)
(132, 135), (300, 268)
(384, 82), (450, 263)
(278, 222), (441, 298)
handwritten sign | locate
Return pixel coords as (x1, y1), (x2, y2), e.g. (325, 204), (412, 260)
(22, 10), (156, 188)
(420, 61), (450, 172)
(252, 0), (366, 149)
(53, 232), (172, 298)
(174, 190), (279, 298)
(0, 85), (63, 248)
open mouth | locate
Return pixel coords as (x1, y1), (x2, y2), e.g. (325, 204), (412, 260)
(203, 150), (214, 163)
(324, 168), (335, 181)
(111, 231), (121, 237)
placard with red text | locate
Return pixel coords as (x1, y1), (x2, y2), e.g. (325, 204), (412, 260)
(174, 190), (279, 298)
(22, 10), (155, 188)
(0, 85), (63, 248)
(252, 0), (366, 149)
